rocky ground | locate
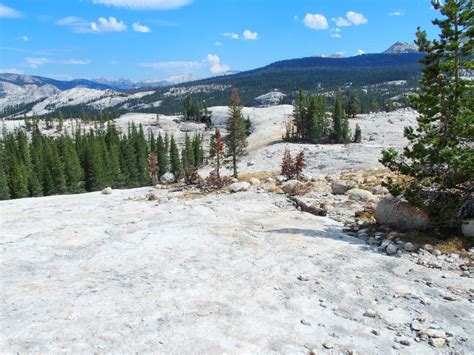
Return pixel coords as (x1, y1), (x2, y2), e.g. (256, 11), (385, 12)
(1, 178), (473, 354)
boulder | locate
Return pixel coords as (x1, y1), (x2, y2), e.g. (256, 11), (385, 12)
(346, 188), (377, 202)
(374, 196), (432, 231)
(160, 172), (175, 184)
(249, 177), (261, 186)
(386, 243), (398, 255)
(230, 182), (251, 193)
(461, 219), (474, 237)
(331, 179), (356, 195)
(282, 180), (307, 195)
(101, 187), (113, 195)
(372, 185), (389, 195)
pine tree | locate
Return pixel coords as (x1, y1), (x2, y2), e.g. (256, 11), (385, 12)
(353, 124), (362, 143)
(332, 92), (345, 143)
(0, 145), (10, 200)
(370, 96), (378, 113)
(292, 90), (308, 141)
(381, 0), (473, 227)
(169, 135), (182, 181)
(226, 89), (248, 178)
(212, 128), (225, 181)
(347, 93), (359, 118)
(156, 133), (169, 177)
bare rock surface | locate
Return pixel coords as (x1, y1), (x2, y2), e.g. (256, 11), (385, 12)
(1, 188), (473, 353)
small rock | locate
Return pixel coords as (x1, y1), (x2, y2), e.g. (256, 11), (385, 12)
(282, 180), (307, 195)
(300, 319), (311, 326)
(309, 350), (318, 355)
(419, 329), (446, 339)
(442, 293), (460, 301)
(322, 342), (334, 349)
(160, 172), (176, 184)
(101, 187), (113, 195)
(372, 185), (389, 195)
(429, 338), (446, 348)
(147, 193), (159, 201)
(432, 249), (442, 256)
(371, 329), (380, 336)
(386, 243), (398, 255)
(249, 177), (260, 186)
(331, 179), (357, 195)
(399, 339), (411, 346)
(297, 274), (310, 282)
(247, 161), (255, 167)
(363, 309), (378, 318)
(230, 182), (251, 193)
(346, 188), (377, 202)
(411, 321), (421, 331)
(404, 242), (417, 252)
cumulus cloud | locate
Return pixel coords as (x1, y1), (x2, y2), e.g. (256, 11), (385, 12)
(243, 29), (258, 40)
(224, 32), (239, 40)
(139, 54), (230, 76)
(332, 17), (351, 27)
(346, 11), (368, 25)
(207, 54), (229, 75)
(91, 17), (127, 32)
(303, 13), (329, 30)
(355, 49), (365, 56)
(132, 22), (151, 32)
(0, 4), (22, 18)
(25, 57), (91, 68)
(331, 28), (342, 38)
(91, 0), (192, 10)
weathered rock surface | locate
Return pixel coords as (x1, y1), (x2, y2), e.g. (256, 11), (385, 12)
(461, 219), (474, 237)
(345, 188), (377, 202)
(160, 172), (176, 184)
(374, 195), (432, 231)
(101, 187), (113, 195)
(282, 180), (307, 195)
(331, 179), (357, 195)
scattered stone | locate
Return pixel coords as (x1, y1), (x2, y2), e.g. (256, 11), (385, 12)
(265, 177), (275, 183)
(386, 243), (398, 255)
(404, 242), (417, 252)
(101, 187), (113, 195)
(363, 309), (378, 318)
(331, 179), (357, 195)
(147, 193), (159, 201)
(346, 188), (377, 202)
(371, 329), (380, 336)
(429, 338), (446, 348)
(411, 321), (421, 331)
(282, 180), (308, 195)
(419, 329), (446, 339)
(160, 172), (176, 184)
(322, 342), (334, 349)
(297, 275), (310, 282)
(442, 293), (460, 301)
(309, 349), (318, 355)
(230, 182), (251, 193)
(249, 177), (260, 186)
(300, 319), (311, 326)
(276, 175), (287, 184)
(372, 185), (389, 195)
(399, 339), (411, 346)
(374, 196), (432, 231)
(247, 161), (255, 167)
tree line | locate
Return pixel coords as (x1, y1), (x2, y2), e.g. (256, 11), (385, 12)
(285, 90), (362, 144)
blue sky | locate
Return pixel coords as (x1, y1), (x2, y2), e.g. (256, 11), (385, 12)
(0, 0), (439, 81)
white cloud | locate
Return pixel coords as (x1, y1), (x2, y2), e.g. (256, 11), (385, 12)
(132, 22), (151, 32)
(207, 54), (229, 75)
(26, 57), (49, 68)
(139, 54), (230, 76)
(355, 49), (365, 56)
(332, 17), (351, 27)
(243, 29), (258, 40)
(303, 13), (329, 30)
(389, 10), (405, 16)
(346, 11), (368, 25)
(25, 57), (91, 68)
(0, 4), (22, 18)
(331, 28), (341, 38)
(56, 16), (93, 33)
(91, 17), (127, 32)
(0, 68), (24, 74)
(293, 15), (299, 22)
(224, 32), (239, 40)
(91, 0), (192, 10)
(18, 35), (30, 41)
(214, 41), (222, 46)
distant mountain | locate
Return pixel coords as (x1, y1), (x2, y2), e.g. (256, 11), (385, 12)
(384, 41), (419, 54)
(0, 73), (112, 91)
